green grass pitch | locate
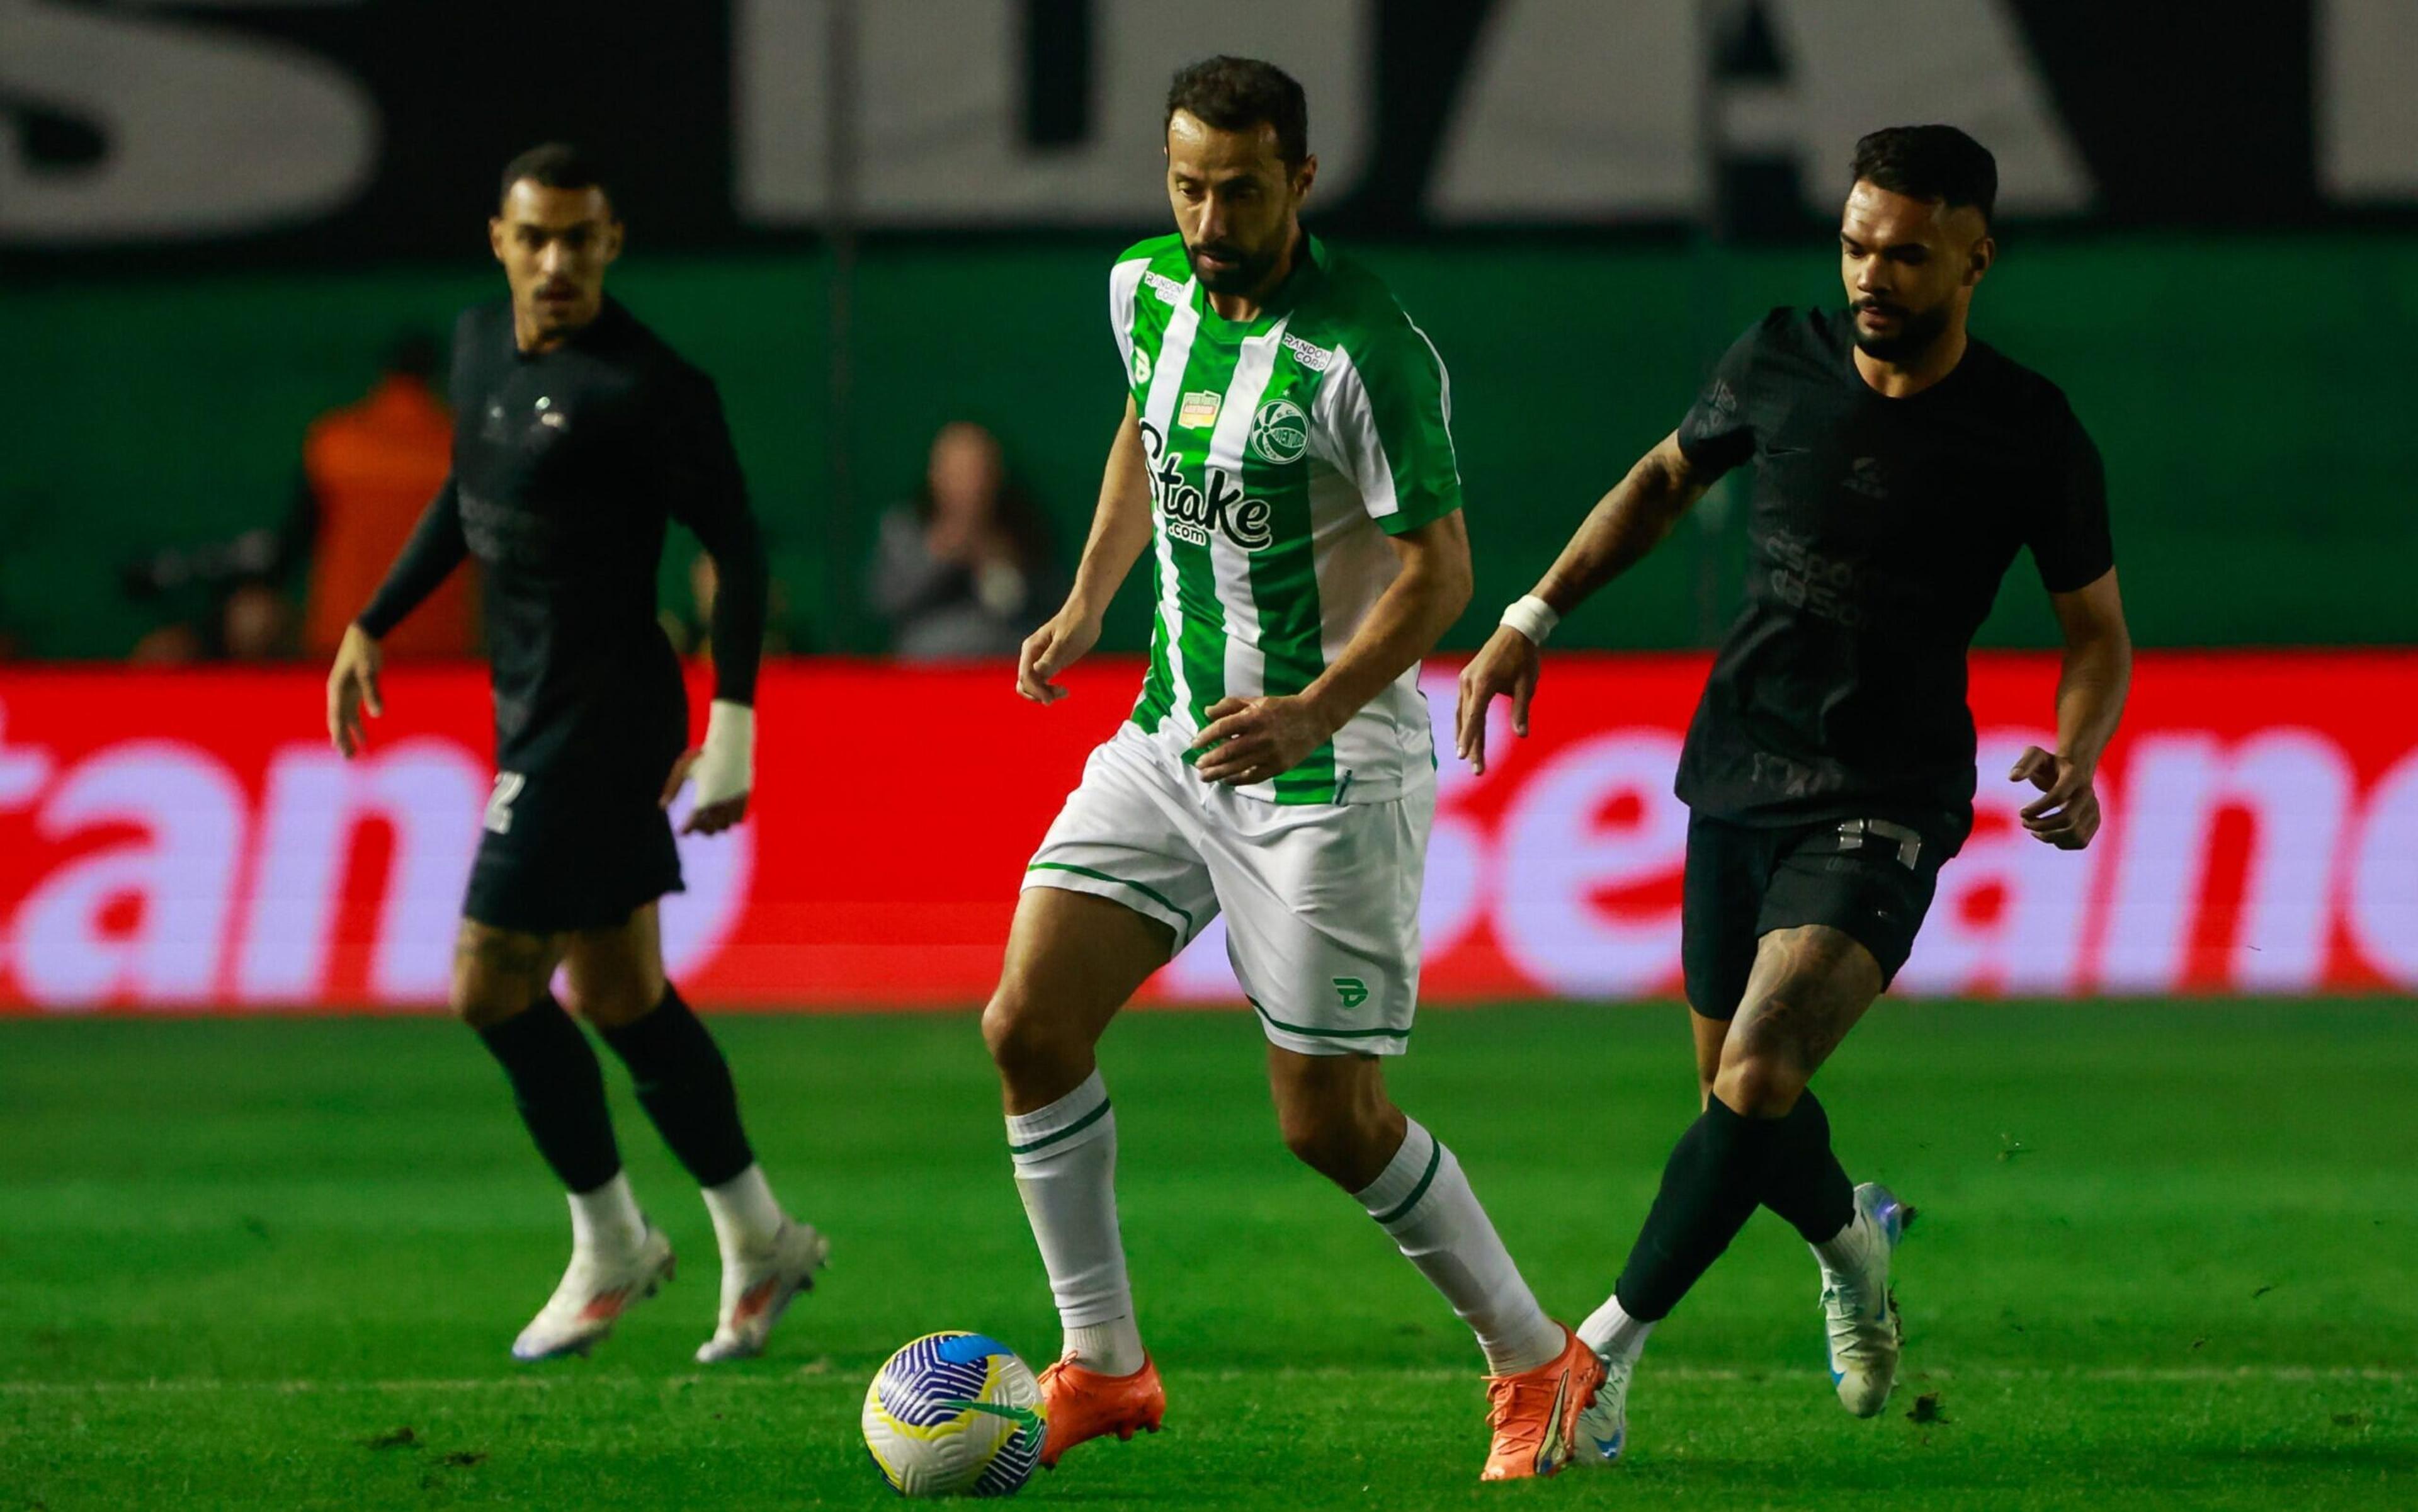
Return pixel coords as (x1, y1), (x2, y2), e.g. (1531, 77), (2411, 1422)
(4, 1002), (2414, 1509)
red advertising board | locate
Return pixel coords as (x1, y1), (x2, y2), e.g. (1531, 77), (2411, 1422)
(1, 653), (2413, 1012)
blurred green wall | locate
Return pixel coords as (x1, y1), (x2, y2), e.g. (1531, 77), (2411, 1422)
(5, 233), (2414, 658)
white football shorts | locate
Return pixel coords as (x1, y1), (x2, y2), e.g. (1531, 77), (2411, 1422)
(1023, 722), (1433, 1056)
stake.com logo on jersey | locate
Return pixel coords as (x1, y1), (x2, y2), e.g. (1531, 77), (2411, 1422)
(1139, 420), (1274, 551)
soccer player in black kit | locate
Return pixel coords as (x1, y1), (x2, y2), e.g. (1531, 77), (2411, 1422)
(1457, 127), (2133, 1461)
(324, 145), (826, 1363)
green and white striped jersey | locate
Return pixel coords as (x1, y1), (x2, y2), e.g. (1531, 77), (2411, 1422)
(1111, 232), (1462, 805)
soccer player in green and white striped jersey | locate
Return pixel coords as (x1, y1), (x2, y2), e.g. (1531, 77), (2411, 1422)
(978, 57), (1604, 1483)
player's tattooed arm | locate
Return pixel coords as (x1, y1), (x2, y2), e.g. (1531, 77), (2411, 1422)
(1019, 399), (1155, 705)
(1456, 431), (1724, 771)
(2013, 568), (2130, 850)
(1531, 431), (1721, 615)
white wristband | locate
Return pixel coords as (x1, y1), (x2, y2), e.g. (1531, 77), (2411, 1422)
(693, 698), (754, 808)
(1499, 594), (1560, 647)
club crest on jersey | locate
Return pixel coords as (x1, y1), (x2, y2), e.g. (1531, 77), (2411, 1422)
(1248, 399), (1308, 464)
(1140, 421), (1274, 552)
(1178, 389), (1223, 429)
(1130, 346), (1152, 386)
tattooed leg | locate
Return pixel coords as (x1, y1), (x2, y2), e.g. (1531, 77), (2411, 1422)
(451, 919), (560, 1029)
(1604, 927), (1887, 1323)
(1713, 926), (1885, 1118)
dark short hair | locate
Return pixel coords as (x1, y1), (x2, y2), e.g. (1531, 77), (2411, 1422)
(1165, 56), (1309, 167)
(498, 142), (610, 210)
(1851, 125), (1997, 227)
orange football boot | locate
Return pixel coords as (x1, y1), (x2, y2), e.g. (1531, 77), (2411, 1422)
(1478, 1325), (1606, 1482)
(1036, 1353), (1166, 1469)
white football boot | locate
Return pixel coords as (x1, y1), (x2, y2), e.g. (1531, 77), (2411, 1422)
(1819, 1182), (1913, 1416)
(1570, 1355), (1632, 1468)
(695, 1220), (830, 1363)
(510, 1224), (676, 1361)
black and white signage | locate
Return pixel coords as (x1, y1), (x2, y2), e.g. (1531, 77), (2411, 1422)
(3, 0), (2411, 264)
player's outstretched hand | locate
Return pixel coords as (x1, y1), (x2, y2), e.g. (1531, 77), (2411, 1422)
(1191, 695), (1334, 787)
(1016, 606), (1101, 705)
(1454, 625), (1541, 775)
(326, 623), (385, 758)
(2011, 745), (2100, 849)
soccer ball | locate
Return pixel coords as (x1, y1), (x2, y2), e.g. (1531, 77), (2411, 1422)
(861, 1332), (1046, 1498)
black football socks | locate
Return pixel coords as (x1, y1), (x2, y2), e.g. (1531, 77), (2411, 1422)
(598, 986), (756, 1188)
(476, 995), (623, 1193)
(1758, 1088), (1857, 1245)
(1612, 1093), (1783, 1321)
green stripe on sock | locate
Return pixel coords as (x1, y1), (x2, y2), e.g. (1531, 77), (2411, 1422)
(1372, 1134), (1444, 1225)
(1007, 1096), (1112, 1156)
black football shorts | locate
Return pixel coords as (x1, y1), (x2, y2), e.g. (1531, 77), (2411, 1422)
(1680, 810), (1946, 1020)
(462, 766), (684, 936)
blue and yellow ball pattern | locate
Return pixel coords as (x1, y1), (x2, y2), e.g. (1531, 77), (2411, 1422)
(861, 1332), (1045, 1498)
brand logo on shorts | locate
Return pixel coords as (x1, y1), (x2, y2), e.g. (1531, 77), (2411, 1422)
(484, 771), (525, 835)
(1248, 399), (1308, 464)
(1333, 977), (1369, 1009)
(1130, 346), (1152, 386)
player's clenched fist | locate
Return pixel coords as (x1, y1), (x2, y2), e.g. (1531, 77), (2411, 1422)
(1016, 606), (1101, 705)
(327, 622), (385, 758)
(2009, 744), (2101, 850)
(1453, 624), (1541, 776)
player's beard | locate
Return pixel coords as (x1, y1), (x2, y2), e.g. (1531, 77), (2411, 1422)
(1186, 237), (1283, 295)
(1849, 298), (1950, 363)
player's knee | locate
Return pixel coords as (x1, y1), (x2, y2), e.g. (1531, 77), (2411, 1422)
(1276, 1100), (1390, 1186)
(1276, 1105), (1352, 1179)
(980, 988), (1079, 1080)
(1711, 1052), (1807, 1119)
(449, 973), (528, 1032)
(563, 980), (656, 1029)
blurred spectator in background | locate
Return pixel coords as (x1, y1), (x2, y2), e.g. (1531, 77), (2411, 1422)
(298, 332), (468, 658)
(868, 421), (1062, 660)
(123, 333), (468, 662)
(123, 530), (302, 662)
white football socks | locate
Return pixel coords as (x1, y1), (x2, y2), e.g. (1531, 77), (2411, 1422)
(1578, 1293), (1656, 1369)
(1006, 1071), (1144, 1377)
(568, 1171), (647, 1258)
(702, 1162), (786, 1261)
(1355, 1120), (1564, 1377)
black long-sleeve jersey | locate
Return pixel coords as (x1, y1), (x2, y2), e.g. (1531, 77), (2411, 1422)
(358, 298), (766, 786)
